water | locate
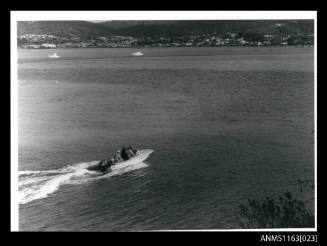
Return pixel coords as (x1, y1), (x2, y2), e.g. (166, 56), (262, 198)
(17, 47), (314, 230)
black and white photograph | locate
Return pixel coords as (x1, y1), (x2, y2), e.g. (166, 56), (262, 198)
(11, 11), (316, 232)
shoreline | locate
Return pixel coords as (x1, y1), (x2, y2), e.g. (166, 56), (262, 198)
(17, 45), (314, 50)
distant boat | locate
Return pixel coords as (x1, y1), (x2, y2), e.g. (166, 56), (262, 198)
(49, 52), (59, 58)
(131, 51), (143, 56)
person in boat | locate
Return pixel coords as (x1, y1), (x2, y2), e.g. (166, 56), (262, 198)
(121, 145), (129, 161)
(129, 146), (139, 155)
(114, 150), (123, 163)
(126, 147), (135, 159)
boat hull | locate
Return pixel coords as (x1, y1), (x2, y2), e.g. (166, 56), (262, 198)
(110, 149), (153, 171)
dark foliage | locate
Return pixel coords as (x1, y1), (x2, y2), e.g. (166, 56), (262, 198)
(236, 191), (314, 228)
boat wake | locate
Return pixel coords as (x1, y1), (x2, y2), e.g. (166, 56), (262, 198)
(19, 161), (148, 205)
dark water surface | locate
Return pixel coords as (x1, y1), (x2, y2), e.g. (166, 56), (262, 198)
(18, 47), (314, 230)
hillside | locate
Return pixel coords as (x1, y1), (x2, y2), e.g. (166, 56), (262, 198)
(104, 20), (314, 37)
(17, 21), (113, 38)
(17, 20), (314, 38)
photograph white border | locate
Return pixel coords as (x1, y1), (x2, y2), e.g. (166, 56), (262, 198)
(11, 10), (317, 232)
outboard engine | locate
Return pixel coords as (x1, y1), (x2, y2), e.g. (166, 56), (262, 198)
(87, 159), (114, 172)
